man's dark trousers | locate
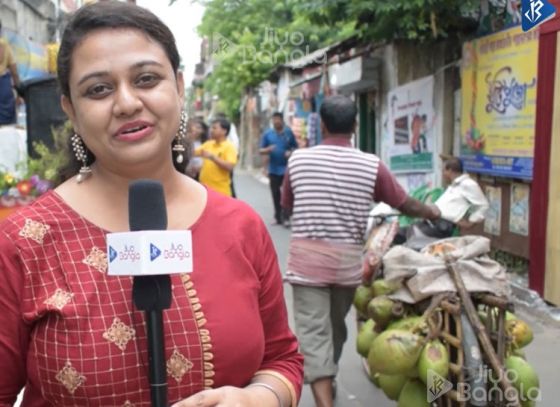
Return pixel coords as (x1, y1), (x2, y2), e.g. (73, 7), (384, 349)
(269, 173), (284, 224)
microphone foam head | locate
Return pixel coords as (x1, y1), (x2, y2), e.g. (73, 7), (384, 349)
(129, 180), (167, 231)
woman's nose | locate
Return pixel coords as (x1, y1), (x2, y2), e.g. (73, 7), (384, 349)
(113, 84), (143, 117)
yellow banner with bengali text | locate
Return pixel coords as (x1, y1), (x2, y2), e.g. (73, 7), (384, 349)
(460, 25), (538, 179)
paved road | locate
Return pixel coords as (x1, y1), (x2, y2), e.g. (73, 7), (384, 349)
(236, 172), (395, 407)
(235, 171), (559, 407)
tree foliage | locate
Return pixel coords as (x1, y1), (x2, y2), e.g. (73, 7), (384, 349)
(191, 0), (352, 119)
(171, 0), (480, 118)
(296, 0), (480, 42)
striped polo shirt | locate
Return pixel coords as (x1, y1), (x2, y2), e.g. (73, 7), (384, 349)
(288, 144), (379, 244)
(282, 137), (408, 286)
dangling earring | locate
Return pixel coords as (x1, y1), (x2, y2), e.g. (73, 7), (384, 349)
(173, 110), (187, 164)
(71, 133), (92, 183)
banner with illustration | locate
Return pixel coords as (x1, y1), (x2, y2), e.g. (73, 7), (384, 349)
(5, 30), (49, 81)
(460, 25), (538, 179)
(387, 75), (435, 173)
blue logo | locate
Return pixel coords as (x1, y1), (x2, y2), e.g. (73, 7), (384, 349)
(109, 246), (117, 263)
(522, 0), (556, 31)
(150, 243), (162, 261)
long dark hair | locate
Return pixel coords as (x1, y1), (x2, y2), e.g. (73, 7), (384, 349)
(191, 118), (209, 143)
(56, 1), (188, 183)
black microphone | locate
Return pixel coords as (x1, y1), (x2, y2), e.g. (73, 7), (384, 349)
(129, 180), (171, 407)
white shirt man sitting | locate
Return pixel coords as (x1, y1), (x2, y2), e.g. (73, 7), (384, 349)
(435, 156), (489, 230)
(396, 157), (489, 244)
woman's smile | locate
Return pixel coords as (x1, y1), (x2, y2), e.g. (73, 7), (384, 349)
(114, 120), (155, 142)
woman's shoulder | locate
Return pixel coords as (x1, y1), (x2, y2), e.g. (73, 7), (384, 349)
(206, 189), (259, 218)
(0, 191), (72, 244)
(202, 189), (265, 232)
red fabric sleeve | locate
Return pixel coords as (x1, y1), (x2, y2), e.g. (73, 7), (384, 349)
(254, 220), (303, 401)
(281, 168), (294, 211)
(373, 161), (408, 208)
(0, 231), (30, 406)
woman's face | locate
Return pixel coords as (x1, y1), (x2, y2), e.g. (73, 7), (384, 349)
(61, 28), (184, 173)
(189, 122), (203, 140)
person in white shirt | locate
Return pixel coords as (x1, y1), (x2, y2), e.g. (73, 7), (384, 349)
(435, 157), (489, 230)
(396, 157), (489, 242)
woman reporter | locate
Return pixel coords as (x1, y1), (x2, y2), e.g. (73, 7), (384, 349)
(0, 2), (302, 406)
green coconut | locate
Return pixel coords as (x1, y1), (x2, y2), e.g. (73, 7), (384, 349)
(370, 372), (381, 388)
(511, 348), (527, 359)
(378, 374), (408, 401)
(506, 318), (534, 349)
(368, 329), (424, 376)
(417, 339), (449, 385)
(354, 285), (373, 316)
(367, 296), (395, 326)
(357, 319), (378, 358)
(371, 279), (400, 298)
(405, 365), (419, 379)
(387, 316), (425, 332)
(505, 356), (540, 401)
(398, 379), (430, 407)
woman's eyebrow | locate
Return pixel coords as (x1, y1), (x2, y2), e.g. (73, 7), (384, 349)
(77, 60), (165, 86)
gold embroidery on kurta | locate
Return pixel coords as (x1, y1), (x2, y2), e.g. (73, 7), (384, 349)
(55, 361), (86, 395)
(102, 317), (136, 351)
(180, 273), (215, 389)
(44, 289), (73, 310)
(166, 348), (193, 382)
(19, 218), (50, 244)
(83, 247), (108, 273)
(122, 401), (134, 407)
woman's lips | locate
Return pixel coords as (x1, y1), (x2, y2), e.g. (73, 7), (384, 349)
(114, 125), (154, 142)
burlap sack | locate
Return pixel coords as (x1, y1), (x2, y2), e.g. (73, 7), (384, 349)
(383, 236), (510, 304)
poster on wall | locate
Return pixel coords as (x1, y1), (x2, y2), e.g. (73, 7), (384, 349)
(386, 75), (435, 173)
(460, 25), (538, 179)
(509, 183), (530, 236)
(5, 30), (49, 80)
(484, 185), (502, 236)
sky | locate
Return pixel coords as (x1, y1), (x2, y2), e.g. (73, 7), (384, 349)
(136, 0), (204, 87)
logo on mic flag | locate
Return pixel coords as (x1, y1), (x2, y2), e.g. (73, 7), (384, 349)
(109, 246), (117, 263)
(150, 243), (162, 261)
(106, 230), (193, 276)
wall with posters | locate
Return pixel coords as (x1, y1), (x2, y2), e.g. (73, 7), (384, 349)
(387, 75), (435, 173)
(456, 25), (537, 259)
(468, 176), (531, 258)
(460, 25), (538, 179)
(377, 41), (457, 193)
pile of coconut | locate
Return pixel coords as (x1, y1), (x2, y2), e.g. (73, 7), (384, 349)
(354, 279), (539, 407)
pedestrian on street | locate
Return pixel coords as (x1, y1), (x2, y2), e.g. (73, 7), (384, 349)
(281, 95), (440, 407)
(260, 112), (297, 225)
(185, 118), (208, 181)
(0, 19), (21, 125)
(214, 112), (240, 197)
(195, 117), (238, 197)
(0, 2), (302, 406)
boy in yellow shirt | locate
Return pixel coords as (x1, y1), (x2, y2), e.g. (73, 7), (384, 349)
(195, 118), (238, 196)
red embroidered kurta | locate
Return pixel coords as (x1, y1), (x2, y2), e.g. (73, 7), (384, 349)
(0, 190), (303, 406)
